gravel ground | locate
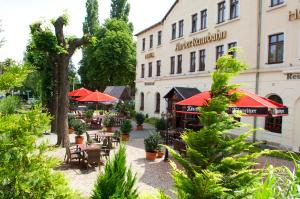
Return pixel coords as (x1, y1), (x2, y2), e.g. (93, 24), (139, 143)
(43, 122), (175, 198)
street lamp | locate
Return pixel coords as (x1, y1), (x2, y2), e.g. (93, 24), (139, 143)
(161, 111), (172, 161)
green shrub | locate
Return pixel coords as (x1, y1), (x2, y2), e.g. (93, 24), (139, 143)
(103, 115), (114, 127)
(135, 112), (145, 125)
(121, 119), (132, 134)
(0, 95), (20, 115)
(72, 119), (86, 136)
(91, 145), (138, 199)
(155, 118), (167, 131)
(144, 132), (160, 152)
(145, 117), (159, 126)
(85, 109), (94, 120)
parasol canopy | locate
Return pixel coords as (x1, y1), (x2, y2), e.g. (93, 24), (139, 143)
(74, 91), (118, 104)
(68, 87), (93, 97)
(175, 88), (288, 117)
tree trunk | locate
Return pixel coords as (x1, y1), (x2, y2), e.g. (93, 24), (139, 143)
(52, 63), (60, 144)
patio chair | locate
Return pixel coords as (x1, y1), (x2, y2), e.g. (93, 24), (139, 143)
(102, 138), (113, 149)
(112, 136), (120, 147)
(100, 147), (110, 159)
(86, 132), (100, 143)
(82, 148), (102, 168)
(64, 145), (82, 164)
(90, 118), (102, 129)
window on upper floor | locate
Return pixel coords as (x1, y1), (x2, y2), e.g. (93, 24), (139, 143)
(141, 64), (145, 78)
(149, 35), (153, 49)
(148, 62), (152, 77)
(158, 31), (162, 46)
(228, 42), (237, 58)
(179, 20), (184, 38)
(172, 23), (176, 40)
(217, 1), (226, 24)
(142, 38), (146, 51)
(190, 52), (196, 72)
(170, 56), (175, 74)
(230, 0), (239, 19)
(268, 33), (284, 64)
(200, 9), (207, 30)
(270, 0), (284, 7)
(156, 60), (161, 76)
(216, 45), (224, 61)
(177, 55), (182, 74)
(199, 49), (206, 71)
(191, 14), (198, 33)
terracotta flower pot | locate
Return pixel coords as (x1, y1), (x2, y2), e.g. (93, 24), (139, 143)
(75, 135), (84, 144)
(68, 128), (74, 134)
(121, 134), (130, 141)
(106, 127), (113, 132)
(146, 151), (157, 161)
(136, 125), (143, 131)
(157, 151), (164, 158)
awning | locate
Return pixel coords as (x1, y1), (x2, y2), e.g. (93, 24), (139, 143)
(175, 89), (288, 117)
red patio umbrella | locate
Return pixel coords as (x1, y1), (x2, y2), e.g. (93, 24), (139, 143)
(74, 91), (118, 104)
(68, 87), (93, 97)
(175, 88), (288, 117)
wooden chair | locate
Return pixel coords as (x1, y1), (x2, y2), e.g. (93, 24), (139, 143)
(64, 145), (82, 164)
(100, 147), (110, 159)
(82, 148), (102, 168)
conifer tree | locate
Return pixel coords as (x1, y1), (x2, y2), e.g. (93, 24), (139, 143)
(110, 0), (130, 22)
(168, 49), (269, 198)
(91, 145), (138, 199)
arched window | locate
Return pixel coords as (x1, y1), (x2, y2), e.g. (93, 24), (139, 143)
(265, 95), (283, 134)
(140, 92), (144, 111)
(155, 93), (160, 113)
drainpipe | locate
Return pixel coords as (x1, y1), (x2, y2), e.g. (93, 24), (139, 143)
(253, 0), (263, 143)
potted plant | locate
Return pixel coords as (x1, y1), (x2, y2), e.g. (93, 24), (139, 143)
(85, 109), (94, 123)
(157, 144), (164, 158)
(144, 132), (159, 161)
(68, 114), (76, 134)
(155, 118), (167, 132)
(135, 112), (145, 131)
(103, 116), (114, 132)
(73, 119), (86, 144)
(120, 119), (133, 141)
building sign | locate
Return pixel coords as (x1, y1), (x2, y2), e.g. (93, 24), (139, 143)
(286, 73), (300, 80)
(289, 9), (300, 21)
(175, 30), (227, 51)
(145, 52), (155, 59)
(144, 82), (155, 86)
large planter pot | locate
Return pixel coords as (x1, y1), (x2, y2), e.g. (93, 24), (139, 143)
(106, 127), (113, 132)
(121, 134), (130, 141)
(136, 124), (143, 131)
(75, 135), (84, 144)
(157, 151), (164, 158)
(146, 151), (157, 161)
(68, 128), (74, 134)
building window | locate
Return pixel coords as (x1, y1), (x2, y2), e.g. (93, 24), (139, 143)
(230, 0), (239, 19)
(155, 93), (160, 113)
(172, 23), (176, 40)
(149, 35), (153, 49)
(228, 42), (237, 57)
(268, 33), (284, 64)
(141, 64), (145, 78)
(148, 62), (152, 77)
(177, 55), (182, 74)
(156, 60), (161, 76)
(190, 52), (196, 72)
(140, 92), (144, 111)
(265, 95), (283, 134)
(142, 38), (146, 51)
(191, 14), (198, 33)
(199, 49), (205, 71)
(179, 20), (184, 38)
(217, 1), (226, 24)
(170, 56), (175, 74)
(158, 31), (162, 46)
(200, 9), (207, 30)
(216, 45), (224, 61)
(271, 0), (284, 7)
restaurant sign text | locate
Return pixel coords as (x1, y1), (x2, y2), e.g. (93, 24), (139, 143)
(286, 73), (300, 80)
(175, 30), (227, 51)
(289, 9), (300, 21)
(145, 52), (155, 59)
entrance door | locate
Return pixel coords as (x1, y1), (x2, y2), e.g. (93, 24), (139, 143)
(294, 98), (300, 152)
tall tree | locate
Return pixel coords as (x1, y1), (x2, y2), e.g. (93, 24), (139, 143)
(110, 0), (130, 22)
(29, 14), (90, 147)
(79, 0), (100, 88)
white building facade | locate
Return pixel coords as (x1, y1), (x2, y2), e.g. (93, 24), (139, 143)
(135, 0), (300, 152)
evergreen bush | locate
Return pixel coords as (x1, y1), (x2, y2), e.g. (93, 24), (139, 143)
(121, 119), (133, 134)
(135, 112), (145, 126)
(144, 132), (160, 152)
(0, 95), (20, 115)
(91, 145), (138, 199)
(155, 118), (167, 131)
(72, 119), (86, 136)
(85, 109), (94, 120)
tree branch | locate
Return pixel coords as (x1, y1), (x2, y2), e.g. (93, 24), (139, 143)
(68, 37), (89, 57)
(53, 17), (66, 47)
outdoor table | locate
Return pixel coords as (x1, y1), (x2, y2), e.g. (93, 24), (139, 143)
(77, 143), (100, 152)
(94, 132), (114, 143)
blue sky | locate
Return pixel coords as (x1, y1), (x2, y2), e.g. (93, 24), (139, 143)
(0, 0), (174, 67)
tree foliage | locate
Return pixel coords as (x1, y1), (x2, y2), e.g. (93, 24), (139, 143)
(110, 0), (130, 23)
(91, 145), (138, 199)
(168, 50), (270, 198)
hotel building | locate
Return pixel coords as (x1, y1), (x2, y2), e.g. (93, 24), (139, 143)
(134, 0), (300, 152)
